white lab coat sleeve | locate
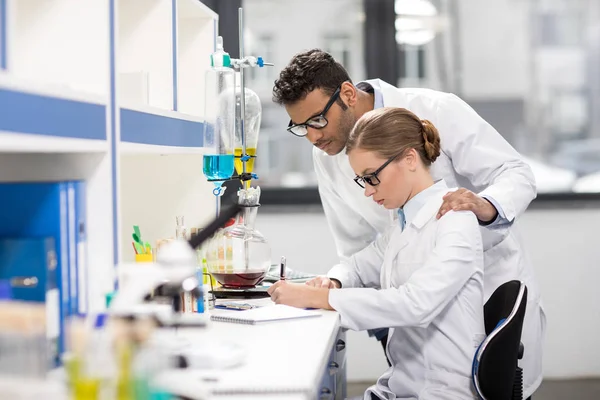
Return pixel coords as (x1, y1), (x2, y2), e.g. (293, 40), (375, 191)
(328, 225), (393, 289)
(436, 93), (537, 225)
(313, 152), (380, 288)
(328, 211), (482, 331)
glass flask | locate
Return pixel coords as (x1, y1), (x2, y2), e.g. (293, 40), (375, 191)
(205, 187), (271, 288)
(202, 37), (235, 194)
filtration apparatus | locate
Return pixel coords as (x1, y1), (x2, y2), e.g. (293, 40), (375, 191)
(201, 8), (274, 298)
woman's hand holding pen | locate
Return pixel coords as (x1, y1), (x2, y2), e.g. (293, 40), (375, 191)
(305, 276), (341, 289)
(267, 280), (334, 310)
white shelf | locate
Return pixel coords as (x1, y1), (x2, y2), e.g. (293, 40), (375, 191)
(120, 103), (204, 122)
(117, 0), (174, 110)
(176, 0), (216, 116)
(0, 74), (108, 144)
(119, 105), (204, 150)
(0, 132), (107, 154)
(0, 152), (106, 182)
(6, 0), (110, 99)
(0, 72), (107, 105)
(120, 143), (206, 155)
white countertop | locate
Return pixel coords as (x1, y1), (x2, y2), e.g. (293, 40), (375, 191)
(172, 298), (341, 399)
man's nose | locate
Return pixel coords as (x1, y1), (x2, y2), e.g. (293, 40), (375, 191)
(306, 127), (324, 144)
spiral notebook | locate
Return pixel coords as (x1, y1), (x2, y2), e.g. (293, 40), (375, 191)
(210, 304), (321, 325)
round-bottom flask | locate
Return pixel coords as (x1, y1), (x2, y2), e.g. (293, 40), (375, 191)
(205, 187), (270, 288)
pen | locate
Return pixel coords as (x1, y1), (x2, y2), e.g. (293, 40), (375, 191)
(280, 256), (286, 281)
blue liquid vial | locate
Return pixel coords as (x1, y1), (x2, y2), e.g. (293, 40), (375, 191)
(203, 154), (235, 182)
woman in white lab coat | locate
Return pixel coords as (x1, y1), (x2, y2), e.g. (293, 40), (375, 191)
(268, 107), (486, 400)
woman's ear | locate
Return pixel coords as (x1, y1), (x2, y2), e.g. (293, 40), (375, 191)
(341, 81), (357, 107)
(404, 149), (418, 172)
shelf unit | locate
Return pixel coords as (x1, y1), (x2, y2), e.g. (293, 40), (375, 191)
(0, 0), (218, 312)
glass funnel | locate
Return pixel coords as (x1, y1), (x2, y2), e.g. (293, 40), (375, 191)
(232, 81), (262, 188)
(205, 187), (270, 288)
(202, 41), (235, 195)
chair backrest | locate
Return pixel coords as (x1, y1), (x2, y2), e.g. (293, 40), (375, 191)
(472, 280), (528, 400)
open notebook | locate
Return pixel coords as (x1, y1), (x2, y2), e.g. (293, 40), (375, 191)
(210, 304), (321, 325)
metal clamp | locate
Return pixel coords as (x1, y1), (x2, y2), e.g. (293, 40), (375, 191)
(234, 154), (256, 162)
(206, 173), (259, 183)
(335, 339), (346, 352)
(236, 172), (258, 182)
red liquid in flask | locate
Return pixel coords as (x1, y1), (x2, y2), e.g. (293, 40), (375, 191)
(211, 271), (267, 288)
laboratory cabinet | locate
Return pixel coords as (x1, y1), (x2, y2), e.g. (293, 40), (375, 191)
(0, 0), (218, 312)
(319, 328), (348, 400)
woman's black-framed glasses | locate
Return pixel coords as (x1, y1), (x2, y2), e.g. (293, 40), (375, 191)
(287, 86), (341, 137)
(354, 154), (401, 189)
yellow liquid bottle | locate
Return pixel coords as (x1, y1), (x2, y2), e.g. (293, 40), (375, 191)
(66, 357), (101, 400)
(116, 345), (135, 400)
(234, 147), (256, 188)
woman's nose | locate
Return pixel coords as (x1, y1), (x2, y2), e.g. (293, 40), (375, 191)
(364, 185), (375, 197)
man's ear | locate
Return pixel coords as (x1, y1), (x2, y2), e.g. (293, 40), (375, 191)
(341, 81), (357, 107)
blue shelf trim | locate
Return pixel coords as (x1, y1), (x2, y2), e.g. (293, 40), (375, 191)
(0, 0), (7, 70)
(0, 89), (106, 140)
(109, 0), (119, 268)
(172, 0), (178, 111)
(120, 108), (204, 147)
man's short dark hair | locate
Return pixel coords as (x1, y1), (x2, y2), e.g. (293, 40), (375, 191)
(272, 49), (352, 105)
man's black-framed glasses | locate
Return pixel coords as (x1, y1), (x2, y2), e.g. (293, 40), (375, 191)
(354, 154), (401, 189)
(287, 86), (341, 137)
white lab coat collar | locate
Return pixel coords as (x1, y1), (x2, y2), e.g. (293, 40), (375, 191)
(403, 180), (448, 228)
(382, 181), (451, 289)
(365, 79), (409, 108)
(357, 80), (385, 109)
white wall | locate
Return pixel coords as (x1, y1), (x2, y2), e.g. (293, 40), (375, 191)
(519, 208), (600, 379)
(244, 0), (366, 99)
(255, 206), (600, 381)
(456, 0), (532, 99)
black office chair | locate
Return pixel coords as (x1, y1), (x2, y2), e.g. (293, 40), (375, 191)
(472, 280), (528, 400)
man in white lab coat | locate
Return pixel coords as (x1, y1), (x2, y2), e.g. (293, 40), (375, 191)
(272, 49), (545, 398)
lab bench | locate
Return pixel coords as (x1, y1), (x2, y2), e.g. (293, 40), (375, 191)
(175, 299), (347, 400)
